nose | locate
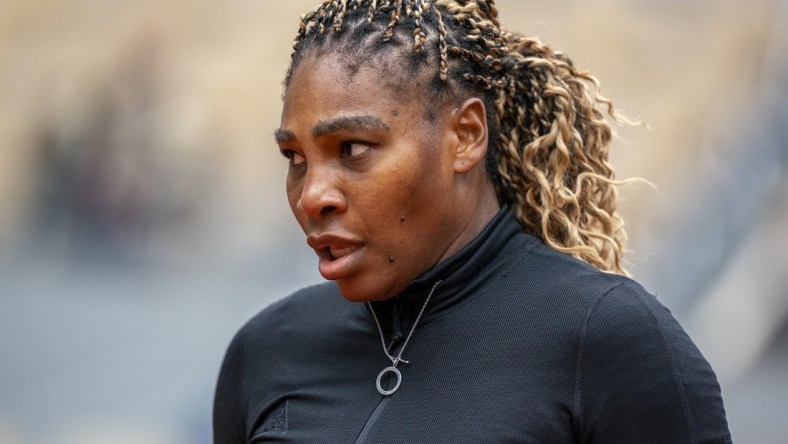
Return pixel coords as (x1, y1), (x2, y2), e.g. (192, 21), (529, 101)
(296, 164), (347, 219)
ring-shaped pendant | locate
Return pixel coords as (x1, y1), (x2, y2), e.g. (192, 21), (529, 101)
(375, 366), (402, 396)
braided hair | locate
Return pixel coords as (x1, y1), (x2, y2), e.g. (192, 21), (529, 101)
(285, 0), (631, 275)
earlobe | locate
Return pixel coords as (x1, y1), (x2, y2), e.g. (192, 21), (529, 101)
(452, 98), (489, 174)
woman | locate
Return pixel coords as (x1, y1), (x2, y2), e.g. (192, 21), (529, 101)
(214, 1), (731, 442)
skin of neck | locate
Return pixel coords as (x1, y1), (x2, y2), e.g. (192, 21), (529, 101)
(428, 97), (502, 267)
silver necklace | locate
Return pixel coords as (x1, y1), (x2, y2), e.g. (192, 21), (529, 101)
(367, 280), (442, 396)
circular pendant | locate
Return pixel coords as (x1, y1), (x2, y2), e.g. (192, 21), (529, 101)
(375, 366), (402, 396)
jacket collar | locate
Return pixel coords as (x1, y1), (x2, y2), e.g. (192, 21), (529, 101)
(367, 207), (523, 331)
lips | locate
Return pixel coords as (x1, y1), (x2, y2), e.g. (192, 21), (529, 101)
(307, 233), (364, 280)
(327, 245), (359, 260)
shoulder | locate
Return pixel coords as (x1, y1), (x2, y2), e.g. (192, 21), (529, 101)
(579, 278), (703, 372)
(573, 276), (731, 442)
(232, 282), (349, 349)
(214, 283), (347, 442)
(502, 237), (730, 441)
(512, 237), (682, 346)
(503, 232), (641, 312)
(218, 281), (360, 388)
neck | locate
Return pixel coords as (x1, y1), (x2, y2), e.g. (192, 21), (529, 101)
(435, 179), (500, 266)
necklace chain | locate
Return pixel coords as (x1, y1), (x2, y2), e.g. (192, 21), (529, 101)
(367, 280), (442, 368)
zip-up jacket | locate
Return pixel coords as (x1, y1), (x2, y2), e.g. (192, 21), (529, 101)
(213, 209), (731, 443)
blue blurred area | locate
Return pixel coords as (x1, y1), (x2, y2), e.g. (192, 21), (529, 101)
(0, 1), (786, 443)
(1, 242), (319, 444)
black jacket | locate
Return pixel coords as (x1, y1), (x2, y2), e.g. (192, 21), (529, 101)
(214, 209), (731, 443)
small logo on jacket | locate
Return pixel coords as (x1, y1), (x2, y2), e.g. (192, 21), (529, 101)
(261, 400), (288, 433)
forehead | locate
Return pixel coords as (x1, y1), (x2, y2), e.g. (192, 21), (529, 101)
(282, 52), (434, 125)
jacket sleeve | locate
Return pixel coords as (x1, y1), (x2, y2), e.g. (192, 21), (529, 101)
(574, 281), (732, 443)
(213, 329), (248, 444)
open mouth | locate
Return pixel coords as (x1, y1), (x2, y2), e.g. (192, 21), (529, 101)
(324, 245), (359, 260)
(316, 243), (363, 280)
(308, 234), (364, 280)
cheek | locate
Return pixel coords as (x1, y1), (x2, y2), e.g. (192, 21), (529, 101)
(285, 177), (307, 229)
(286, 181), (299, 208)
(363, 150), (444, 242)
(368, 159), (428, 213)
(391, 151), (445, 210)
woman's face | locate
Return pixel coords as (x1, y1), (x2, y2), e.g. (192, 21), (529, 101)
(277, 54), (469, 302)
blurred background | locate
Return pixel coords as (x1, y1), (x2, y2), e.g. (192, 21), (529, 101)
(0, 0), (785, 442)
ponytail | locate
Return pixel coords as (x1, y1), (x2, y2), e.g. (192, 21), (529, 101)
(494, 36), (628, 274)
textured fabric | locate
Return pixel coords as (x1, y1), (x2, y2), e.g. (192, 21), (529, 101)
(213, 209), (731, 443)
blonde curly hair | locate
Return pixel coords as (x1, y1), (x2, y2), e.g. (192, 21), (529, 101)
(288, 0), (631, 275)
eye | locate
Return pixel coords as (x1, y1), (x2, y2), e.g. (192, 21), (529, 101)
(340, 141), (372, 158)
(281, 149), (306, 166)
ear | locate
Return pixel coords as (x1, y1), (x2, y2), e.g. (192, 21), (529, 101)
(450, 98), (489, 174)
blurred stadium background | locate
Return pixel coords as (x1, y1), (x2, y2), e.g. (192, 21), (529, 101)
(0, 0), (786, 442)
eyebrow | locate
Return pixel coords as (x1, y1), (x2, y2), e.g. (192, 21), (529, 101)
(312, 115), (389, 137)
(273, 128), (296, 144)
(274, 115), (389, 144)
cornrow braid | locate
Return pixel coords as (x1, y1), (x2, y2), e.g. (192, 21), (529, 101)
(410, 1), (427, 52)
(332, 0), (348, 32)
(286, 0), (634, 275)
(384, 0), (404, 42)
(433, 4), (448, 80)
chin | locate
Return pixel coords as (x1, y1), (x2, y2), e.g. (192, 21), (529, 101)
(334, 278), (398, 303)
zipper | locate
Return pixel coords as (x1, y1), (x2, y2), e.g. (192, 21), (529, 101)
(353, 395), (392, 444)
(355, 298), (406, 443)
